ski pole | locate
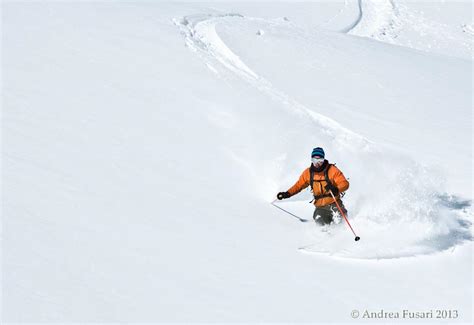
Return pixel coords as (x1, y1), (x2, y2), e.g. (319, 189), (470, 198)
(328, 190), (360, 241)
(271, 199), (308, 222)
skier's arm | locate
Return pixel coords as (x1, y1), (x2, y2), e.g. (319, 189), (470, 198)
(287, 169), (310, 196)
(332, 166), (349, 193)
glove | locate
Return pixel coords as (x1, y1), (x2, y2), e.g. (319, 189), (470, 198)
(277, 191), (291, 200)
(325, 184), (339, 196)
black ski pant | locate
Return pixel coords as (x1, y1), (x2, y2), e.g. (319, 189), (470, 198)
(313, 200), (347, 225)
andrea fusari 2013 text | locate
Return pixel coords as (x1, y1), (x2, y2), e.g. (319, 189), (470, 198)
(362, 309), (458, 319)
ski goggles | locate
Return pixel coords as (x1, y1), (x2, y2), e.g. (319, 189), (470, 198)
(311, 157), (324, 165)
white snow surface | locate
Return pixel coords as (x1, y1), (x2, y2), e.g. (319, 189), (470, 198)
(2, 0), (473, 323)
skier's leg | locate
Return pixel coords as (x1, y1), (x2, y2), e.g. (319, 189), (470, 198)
(328, 200), (348, 222)
(337, 199), (347, 214)
(313, 206), (333, 225)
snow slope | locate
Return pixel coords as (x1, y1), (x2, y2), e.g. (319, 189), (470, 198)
(2, 1), (472, 323)
(349, 0), (473, 59)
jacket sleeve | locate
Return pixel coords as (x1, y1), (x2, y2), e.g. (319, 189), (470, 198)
(332, 166), (349, 193)
(287, 168), (310, 196)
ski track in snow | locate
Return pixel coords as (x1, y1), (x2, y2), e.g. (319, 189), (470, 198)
(174, 13), (373, 153)
(339, 0), (363, 33)
(173, 11), (472, 260)
(347, 0), (398, 37)
(348, 0), (473, 58)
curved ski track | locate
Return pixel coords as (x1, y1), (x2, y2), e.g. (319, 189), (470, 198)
(174, 13), (373, 152)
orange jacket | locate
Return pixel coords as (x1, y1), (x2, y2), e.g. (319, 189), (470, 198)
(287, 163), (349, 207)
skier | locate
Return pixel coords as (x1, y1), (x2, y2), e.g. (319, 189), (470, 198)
(277, 147), (350, 225)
